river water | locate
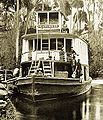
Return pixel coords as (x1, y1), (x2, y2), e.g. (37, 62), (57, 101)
(13, 80), (103, 120)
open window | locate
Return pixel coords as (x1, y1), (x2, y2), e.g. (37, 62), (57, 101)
(49, 12), (58, 24)
(50, 38), (56, 50)
(38, 13), (47, 24)
(66, 39), (71, 52)
(34, 39), (41, 50)
(29, 40), (33, 51)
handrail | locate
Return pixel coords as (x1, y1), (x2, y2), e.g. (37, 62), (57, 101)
(22, 50), (72, 55)
(21, 50), (73, 63)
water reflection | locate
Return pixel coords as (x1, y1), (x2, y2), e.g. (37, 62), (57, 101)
(12, 83), (103, 120)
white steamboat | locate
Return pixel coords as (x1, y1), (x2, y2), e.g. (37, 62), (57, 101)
(16, 10), (92, 101)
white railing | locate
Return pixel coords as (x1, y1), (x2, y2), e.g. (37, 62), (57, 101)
(21, 52), (32, 63)
(32, 51), (60, 61)
(21, 51), (70, 63)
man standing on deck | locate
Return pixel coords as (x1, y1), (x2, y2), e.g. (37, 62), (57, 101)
(71, 47), (78, 58)
(76, 59), (82, 78)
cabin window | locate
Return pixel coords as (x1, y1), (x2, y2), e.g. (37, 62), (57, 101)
(57, 38), (64, 50)
(38, 39), (41, 50)
(38, 13), (47, 24)
(34, 39), (41, 50)
(50, 39), (56, 50)
(29, 40), (33, 51)
(49, 12), (58, 24)
(42, 39), (48, 50)
(66, 39), (71, 52)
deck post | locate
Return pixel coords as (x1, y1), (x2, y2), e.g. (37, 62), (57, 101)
(32, 75), (36, 102)
(16, 0), (19, 64)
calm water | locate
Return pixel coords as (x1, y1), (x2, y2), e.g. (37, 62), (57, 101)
(13, 80), (103, 120)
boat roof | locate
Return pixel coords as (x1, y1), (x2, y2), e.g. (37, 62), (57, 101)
(22, 33), (88, 44)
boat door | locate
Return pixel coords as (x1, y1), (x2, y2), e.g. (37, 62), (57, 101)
(66, 39), (72, 62)
(66, 39), (71, 53)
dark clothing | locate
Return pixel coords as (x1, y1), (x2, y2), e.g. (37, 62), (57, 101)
(59, 49), (65, 61)
(71, 49), (77, 57)
(68, 65), (72, 78)
(71, 58), (76, 73)
(61, 22), (69, 33)
(72, 50), (77, 54)
(76, 62), (82, 78)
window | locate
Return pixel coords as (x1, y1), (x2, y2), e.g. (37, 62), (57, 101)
(49, 12), (58, 24)
(42, 39), (48, 50)
(66, 39), (71, 52)
(57, 38), (64, 50)
(38, 13), (47, 24)
(34, 39), (41, 50)
(38, 39), (41, 50)
(50, 39), (56, 50)
(29, 40), (33, 51)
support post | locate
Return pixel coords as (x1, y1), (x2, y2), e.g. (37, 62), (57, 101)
(16, 0), (19, 65)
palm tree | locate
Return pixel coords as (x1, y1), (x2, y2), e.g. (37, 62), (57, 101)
(59, 0), (72, 16)
(72, 0), (83, 8)
(21, 0), (35, 34)
(71, 0), (88, 34)
(0, 1), (15, 30)
(0, 1), (17, 68)
(73, 10), (88, 31)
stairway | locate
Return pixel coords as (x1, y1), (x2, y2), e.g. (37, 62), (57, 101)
(28, 61), (39, 75)
(43, 61), (52, 77)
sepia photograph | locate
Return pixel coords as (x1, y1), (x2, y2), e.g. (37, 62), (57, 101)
(0, 0), (103, 119)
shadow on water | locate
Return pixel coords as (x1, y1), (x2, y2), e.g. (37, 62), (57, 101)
(10, 80), (103, 120)
(11, 90), (91, 120)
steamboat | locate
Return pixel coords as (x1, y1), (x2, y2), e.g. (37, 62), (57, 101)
(16, 9), (92, 101)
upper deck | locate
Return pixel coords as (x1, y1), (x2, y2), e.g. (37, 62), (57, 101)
(21, 10), (88, 66)
(27, 10), (69, 34)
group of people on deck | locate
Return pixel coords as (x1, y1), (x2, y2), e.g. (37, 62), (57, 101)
(59, 45), (83, 78)
(70, 47), (82, 78)
(71, 57), (82, 78)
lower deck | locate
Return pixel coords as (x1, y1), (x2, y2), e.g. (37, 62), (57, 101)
(20, 59), (89, 82)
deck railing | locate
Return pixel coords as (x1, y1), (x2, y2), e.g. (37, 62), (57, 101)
(21, 51), (72, 63)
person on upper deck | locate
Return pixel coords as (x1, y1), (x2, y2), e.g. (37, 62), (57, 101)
(61, 21), (69, 33)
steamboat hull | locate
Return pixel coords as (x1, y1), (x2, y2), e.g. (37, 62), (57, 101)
(16, 76), (92, 102)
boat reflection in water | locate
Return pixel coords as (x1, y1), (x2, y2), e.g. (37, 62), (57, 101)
(11, 91), (92, 120)
(12, 83), (103, 120)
